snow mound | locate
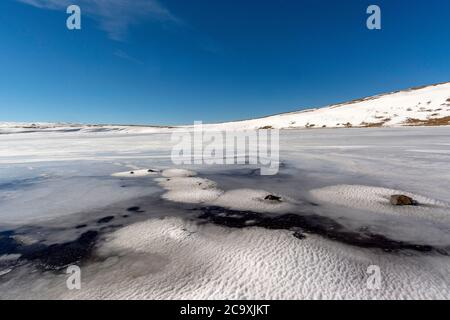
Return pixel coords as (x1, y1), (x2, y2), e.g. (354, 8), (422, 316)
(212, 188), (297, 213)
(158, 176), (223, 204)
(111, 169), (159, 177)
(0, 254), (21, 262)
(58, 217), (449, 299)
(158, 177), (218, 190)
(0, 269), (12, 277)
(162, 188), (224, 204)
(161, 169), (197, 178)
(156, 170), (295, 211)
(310, 185), (450, 223)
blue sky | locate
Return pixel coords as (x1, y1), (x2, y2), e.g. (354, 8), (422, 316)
(1, 0), (450, 125)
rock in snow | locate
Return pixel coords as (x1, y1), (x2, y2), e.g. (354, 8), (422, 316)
(390, 195), (416, 206)
(264, 194), (282, 202)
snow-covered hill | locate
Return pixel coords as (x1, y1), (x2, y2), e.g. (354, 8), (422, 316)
(205, 81), (450, 130)
(1, 81), (449, 133)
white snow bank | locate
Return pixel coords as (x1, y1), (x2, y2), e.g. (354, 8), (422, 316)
(111, 169), (159, 177)
(156, 170), (296, 212)
(310, 185), (450, 223)
(0, 254), (21, 262)
(157, 174), (223, 204)
(161, 168), (197, 178)
(0, 269), (12, 277)
(162, 188), (224, 204)
(52, 217), (450, 300)
(157, 177), (218, 190)
(212, 188), (297, 213)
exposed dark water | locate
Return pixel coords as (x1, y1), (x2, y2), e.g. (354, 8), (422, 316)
(0, 231), (17, 255)
(21, 231), (99, 270)
(0, 230), (98, 270)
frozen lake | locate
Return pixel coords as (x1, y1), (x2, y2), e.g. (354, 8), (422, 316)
(0, 127), (449, 299)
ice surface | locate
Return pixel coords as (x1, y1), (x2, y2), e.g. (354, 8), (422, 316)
(1, 120), (450, 299)
(0, 171), (160, 224)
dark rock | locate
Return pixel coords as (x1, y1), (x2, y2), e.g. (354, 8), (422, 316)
(293, 231), (306, 240)
(127, 206), (144, 213)
(130, 171), (134, 174)
(264, 194), (282, 202)
(75, 224), (87, 229)
(390, 195), (416, 206)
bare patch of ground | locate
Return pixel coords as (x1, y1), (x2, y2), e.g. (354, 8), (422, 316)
(360, 118), (391, 128)
(360, 121), (384, 128)
(404, 116), (450, 126)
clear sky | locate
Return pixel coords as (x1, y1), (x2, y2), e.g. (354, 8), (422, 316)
(1, 0), (450, 125)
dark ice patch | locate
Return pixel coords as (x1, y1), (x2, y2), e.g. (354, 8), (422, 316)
(20, 231), (99, 270)
(0, 230), (15, 237)
(0, 230), (99, 271)
(0, 231), (18, 255)
(97, 216), (115, 224)
(198, 206), (444, 254)
(99, 225), (123, 233)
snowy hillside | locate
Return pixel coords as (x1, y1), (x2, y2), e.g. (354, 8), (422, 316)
(1, 81), (449, 133)
(0, 122), (174, 135)
(205, 81), (450, 130)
